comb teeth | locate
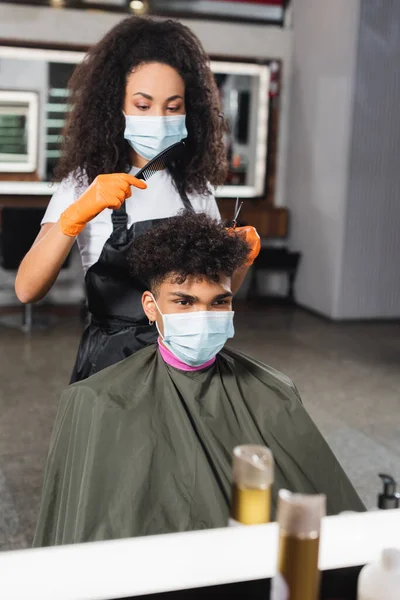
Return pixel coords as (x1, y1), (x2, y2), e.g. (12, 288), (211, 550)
(142, 157), (163, 180)
(136, 140), (186, 182)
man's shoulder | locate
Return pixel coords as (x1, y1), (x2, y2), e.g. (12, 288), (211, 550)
(219, 347), (301, 400)
(66, 344), (158, 399)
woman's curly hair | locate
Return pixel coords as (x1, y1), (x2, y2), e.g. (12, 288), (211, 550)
(129, 211), (249, 291)
(55, 16), (228, 196)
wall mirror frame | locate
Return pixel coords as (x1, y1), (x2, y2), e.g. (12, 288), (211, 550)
(0, 89), (39, 173)
(0, 43), (273, 198)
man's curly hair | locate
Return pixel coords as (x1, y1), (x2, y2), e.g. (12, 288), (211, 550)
(129, 212), (249, 292)
(55, 17), (227, 196)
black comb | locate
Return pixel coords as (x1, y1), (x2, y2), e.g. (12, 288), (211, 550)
(135, 140), (186, 182)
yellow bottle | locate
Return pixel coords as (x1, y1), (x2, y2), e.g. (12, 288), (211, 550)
(229, 445), (274, 526)
(271, 489), (326, 600)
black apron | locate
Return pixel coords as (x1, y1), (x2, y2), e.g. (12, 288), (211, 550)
(70, 191), (194, 383)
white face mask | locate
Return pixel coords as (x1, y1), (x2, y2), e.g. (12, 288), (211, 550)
(151, 295), (234, 367)
(124, 114), (188, 161)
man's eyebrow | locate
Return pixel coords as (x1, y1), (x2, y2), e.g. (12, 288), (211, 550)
(168, 292), (198, 301)
(213, 292), (233, 300)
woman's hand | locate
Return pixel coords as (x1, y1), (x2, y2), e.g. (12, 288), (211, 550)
(232, 226), (261, 265)
(228, 225), (260, 295)
(60, 173), (147, 237)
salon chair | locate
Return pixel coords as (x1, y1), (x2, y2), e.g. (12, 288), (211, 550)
(247, 247), (301, 303)
(0, 207), (71, 333)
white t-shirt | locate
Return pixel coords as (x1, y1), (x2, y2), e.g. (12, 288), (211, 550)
(42, 167), (221, 273)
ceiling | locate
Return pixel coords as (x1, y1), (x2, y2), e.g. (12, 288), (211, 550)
(2, 0), (291, 25)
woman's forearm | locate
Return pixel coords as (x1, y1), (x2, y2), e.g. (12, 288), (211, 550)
(15, 221), (76, 303)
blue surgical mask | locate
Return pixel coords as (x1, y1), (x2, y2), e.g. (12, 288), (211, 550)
(152, 296), (234, 367)
(124, 114), (188, 161)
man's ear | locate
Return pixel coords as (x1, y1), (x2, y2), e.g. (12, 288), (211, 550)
(142, 291), (157, 323)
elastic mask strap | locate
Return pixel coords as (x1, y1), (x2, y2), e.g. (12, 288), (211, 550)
(150, 294), (165, 340)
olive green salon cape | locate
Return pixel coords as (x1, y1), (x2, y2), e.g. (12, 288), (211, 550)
(34, 345), (364, 546)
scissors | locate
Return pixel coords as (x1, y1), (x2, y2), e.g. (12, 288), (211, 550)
(231, 198), (243, 229)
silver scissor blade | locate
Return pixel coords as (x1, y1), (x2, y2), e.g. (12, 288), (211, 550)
(232, 198), (239, 224)
(234, 200), (243, 222)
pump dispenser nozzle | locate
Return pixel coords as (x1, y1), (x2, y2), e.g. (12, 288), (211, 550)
(378, 473), (400, 509)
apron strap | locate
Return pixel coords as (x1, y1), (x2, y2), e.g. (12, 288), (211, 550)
(111, 203), (128, 244)
(112, 203), (128, 229)
(179, 190), (195, 213)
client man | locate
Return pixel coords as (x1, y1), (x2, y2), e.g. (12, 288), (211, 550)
(34, 212), (364, 546)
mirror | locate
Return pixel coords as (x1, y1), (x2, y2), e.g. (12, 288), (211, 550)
(0, 90), (38, 173)
(212, 61), (270, 197)
(0, 46), (271, 197)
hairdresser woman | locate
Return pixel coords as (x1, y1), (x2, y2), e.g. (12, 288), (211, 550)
(15, 17), (260, 382)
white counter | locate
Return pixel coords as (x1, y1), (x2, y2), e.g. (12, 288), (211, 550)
(0, 181), (236, 198)
(0, 181), (57, 195)
(0, 509), (398, 600)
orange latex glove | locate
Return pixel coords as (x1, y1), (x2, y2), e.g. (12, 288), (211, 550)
(60, 173), (147, 237)
(233, 226), (261, 265)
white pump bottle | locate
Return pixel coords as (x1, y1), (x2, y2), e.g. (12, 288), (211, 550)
(357, 548), (400, 600)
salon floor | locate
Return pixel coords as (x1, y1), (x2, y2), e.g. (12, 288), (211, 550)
(0, 305), (399, 550)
